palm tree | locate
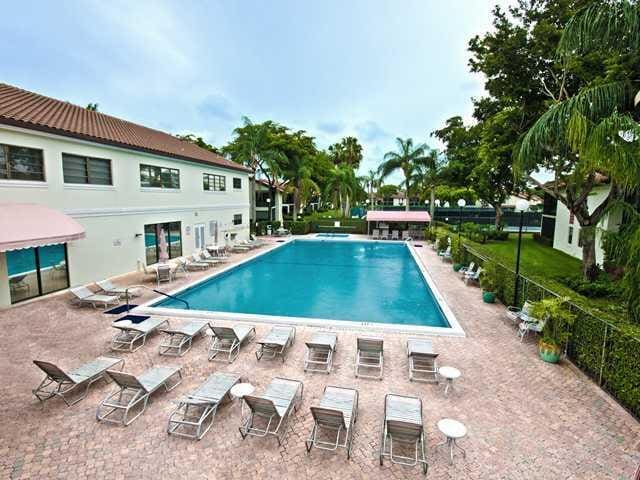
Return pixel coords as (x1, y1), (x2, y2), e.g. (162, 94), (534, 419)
(413, 148), (442, 221)
(378, 138), (427, 211)
(362, 169), (378, 208)
(283, 155), (320, 219)
(223, 117), (286, 221)
(325, 164), (358, 217)
(517, 0), (640, 281)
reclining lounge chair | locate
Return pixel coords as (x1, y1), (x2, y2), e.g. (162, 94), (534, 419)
(32, 356), (125, 406)
(96, 280), (142, 298)
(255, 326), (296, 362)
(159, 319), (209, 356)
(379, 393), (428, 475)
(407, 338), (439, 383)
(306, 385), (358, 458)
(239, 377), (304, 445)
(208, 324), (256, 362)
(96, 366), (183, 426)
(111, 317), (170, 352)
(167, 372), (241, 440)
(304, 331), (338, 373)
(70, 286), (120, 309)
(355, 336), (384, 379)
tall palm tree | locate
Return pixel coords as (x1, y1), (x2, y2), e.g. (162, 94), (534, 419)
(362, 169), (378, 208)
(325, 164), (358, 218)
(283, 155), (319, 219)
(413, 148), (442, 221)
(378, 138), (427, 211)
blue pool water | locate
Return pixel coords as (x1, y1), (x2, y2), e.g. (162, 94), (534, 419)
(155, 240), (449, 327)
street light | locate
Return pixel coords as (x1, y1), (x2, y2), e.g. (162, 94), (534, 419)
(457, 198), (466, 240)
(266, 197), (272, 222)
(513, 198), (530, 306)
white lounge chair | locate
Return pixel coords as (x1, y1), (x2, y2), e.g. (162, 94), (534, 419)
(256, 326), (296, 362)
(201, 248), (228, 264)
(96, 366), (183, 426)
(402, 231), (412, 241)
(239, 377), (304, 445)
(96, 280), (141, 298)
(111, 317), (170, 352)
(167, 372), (241, 440)
(372, 229), (380, 240)
(208, 324), (257, 362)
(70, 286), (120, 309)
(159, 320), (209, 356)
(439, 246), (452, 262)
(407, 338), (439, 383)
(355, 336), (384, 380)
(32, 356), (125, 406)
(379, 393), (428, 475)
(177, 257), (208, 271)
(380, 229), (389, 240)
(391, 230), (400, 241)
(194, 251), (221, 266)
(304, 332), (338, 374)
(306, 385), (358, 458)
(458, 262), (475, 278)
(464, 267), (482, 285)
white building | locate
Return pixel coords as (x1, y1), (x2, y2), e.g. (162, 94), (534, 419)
(0, 83), (251, 308)
(550, 184), (622, 265)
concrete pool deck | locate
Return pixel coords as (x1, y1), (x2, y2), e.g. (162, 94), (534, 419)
(0, 237), (638, 479)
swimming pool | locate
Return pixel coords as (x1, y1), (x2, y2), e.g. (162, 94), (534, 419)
(154, 240), (453, 328)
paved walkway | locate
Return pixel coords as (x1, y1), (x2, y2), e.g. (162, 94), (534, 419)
(0, 238), (638, 479)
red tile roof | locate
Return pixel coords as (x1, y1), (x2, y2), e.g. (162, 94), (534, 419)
(0, 83), (250, 173)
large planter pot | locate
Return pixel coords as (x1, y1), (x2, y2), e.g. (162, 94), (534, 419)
(482, 291), (496, 303)
(538, 341), (561, 363)
(453, 263), (463, 272)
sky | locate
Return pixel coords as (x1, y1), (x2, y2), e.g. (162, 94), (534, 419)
(1, 0), (513, 181)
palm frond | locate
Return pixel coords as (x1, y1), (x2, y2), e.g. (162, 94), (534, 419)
(517, 81), (634, 171)
(558, 0), (640, 55)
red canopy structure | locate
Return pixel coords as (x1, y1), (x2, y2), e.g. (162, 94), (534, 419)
(366, 211), (431, 223)
(0, 203), (85, 252)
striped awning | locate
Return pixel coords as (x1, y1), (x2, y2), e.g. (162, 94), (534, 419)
(0, 203), (85, 252)
(366, 210), (431, 223)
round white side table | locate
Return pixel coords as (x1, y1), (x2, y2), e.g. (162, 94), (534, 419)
(230, 383), (254, 417)
(436, 418), (467, 465)
(438, 366), (461, 396)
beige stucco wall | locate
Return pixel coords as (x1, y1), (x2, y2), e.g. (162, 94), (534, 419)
(552, 185), (622, 266)
(0, 125), (250, 299)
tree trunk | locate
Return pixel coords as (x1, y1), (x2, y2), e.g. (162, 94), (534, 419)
(580, 227), (599, 281)
(293, 184), (300, 220)
(404, 168), (411, 212)
(494, 205), (503, 230)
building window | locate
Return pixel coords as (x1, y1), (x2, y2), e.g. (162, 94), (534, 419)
(6, 244), (69, 304)
(140, 164), (180, 189)
(233, 214), (242, 225)
(233, 177), (242, 189)
(568, 226), (574, 244)
(144, 222), (182, 265)
(62, 153), (112, 185)
(203, 173), (226, 191)
(0, 143), (45, 181)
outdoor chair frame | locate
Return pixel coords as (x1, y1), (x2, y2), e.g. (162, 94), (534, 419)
(32, 357), (125, 406)
(239, 377), (304, 445)
(379, 393), (428, 475)
(96, 366), (183, 426)
(255, 326), (296, 362)
(159, 320), (209, 356)
(306, 385), (358, 458)
(304, 332), (338, 374)
(111, 317), (170, 352)
(167, 372), (241, 440)
(407, 338), (439, 383)
(208, 324), (256, 362)
(355, 336), (384, 379)
(70, 286), (120, 309)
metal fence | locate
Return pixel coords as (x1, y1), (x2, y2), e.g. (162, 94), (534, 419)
(462, 244), (640, 420)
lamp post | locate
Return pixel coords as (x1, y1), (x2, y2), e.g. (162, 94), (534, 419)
(457, 198), (466, 241)
(513, 199), (530, 306)
(266, 197), (272, 222)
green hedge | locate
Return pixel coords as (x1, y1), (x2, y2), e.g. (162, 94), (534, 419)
(284, 220), (311, 235)
(310, 218), (367, 234)
(254, 220), (281, 235)
(462, 245), (640, 419)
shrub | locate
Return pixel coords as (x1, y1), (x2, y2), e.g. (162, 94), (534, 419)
(285, 220), (311, 235)
(529, 297), (576, 349)
(436, 234), (449, 252)
(451, 236), (463, 264)
(480, 261), (500, 293)
(562, 274), (621, 299)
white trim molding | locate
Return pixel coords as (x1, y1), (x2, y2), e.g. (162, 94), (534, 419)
(63, 183), (116, 191)
(65, 203), (251, 218)
(0, 179), (48, 189)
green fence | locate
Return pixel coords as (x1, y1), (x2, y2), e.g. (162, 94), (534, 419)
(462, 245), (640, 419)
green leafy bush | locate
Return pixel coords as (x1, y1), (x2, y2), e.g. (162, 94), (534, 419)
(436, 234), (449, 252)
(480, 261), (500, 293)
(309, 218), (367, 234)
(285, 221), (311, 235)
(562, 274), (621, 299)
(530, 297), (576, 349)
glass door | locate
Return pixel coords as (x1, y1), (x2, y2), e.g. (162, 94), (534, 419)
(194, 223), (206, 250)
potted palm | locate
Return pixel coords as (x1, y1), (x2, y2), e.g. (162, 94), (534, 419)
(479, 262), (498, 303)
(529, 297), (576, 363)
(451, 237), (464, 272)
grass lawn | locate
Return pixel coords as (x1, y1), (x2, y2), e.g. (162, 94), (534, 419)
(463, 233), (624, 320)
